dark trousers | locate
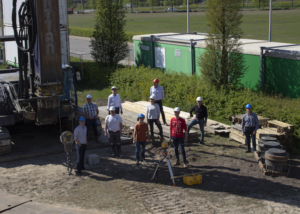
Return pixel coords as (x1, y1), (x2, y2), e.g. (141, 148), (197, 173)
(155, 100), (166, 124)
(148, 119), (163, 138)
(76, 144), (87, 173)
(86, 119), (98, 138)
(244, 127), (256, 152)
(136, 141), (147, 161)
(172, 136), (187, 163)
(108, 107), (120, 115)
(108, 131), (121, 155)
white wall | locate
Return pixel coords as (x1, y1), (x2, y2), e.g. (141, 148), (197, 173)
(4, 26), (19, 66)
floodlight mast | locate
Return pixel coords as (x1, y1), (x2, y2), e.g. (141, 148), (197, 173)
(269, 0), (272, 42)
(187, 0), (189, 33)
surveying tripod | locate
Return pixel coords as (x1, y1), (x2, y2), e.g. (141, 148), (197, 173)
(151, 147), (176, 186)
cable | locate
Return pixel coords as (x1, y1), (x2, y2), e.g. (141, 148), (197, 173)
(12, 0), (37, 52)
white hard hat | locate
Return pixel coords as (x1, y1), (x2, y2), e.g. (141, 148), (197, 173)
(196, 97), (203, 101)
(173, 107), (181, 112)
(87, 94), (92, 99)
(150, 95), (156, 100)
(109, 106), (116, 111)
(111, 86), (117, 90)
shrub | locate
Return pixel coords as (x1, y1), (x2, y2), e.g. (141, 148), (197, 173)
(111, 66), (300, 152)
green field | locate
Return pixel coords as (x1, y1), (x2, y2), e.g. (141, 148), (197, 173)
(69, 9), (300, 43)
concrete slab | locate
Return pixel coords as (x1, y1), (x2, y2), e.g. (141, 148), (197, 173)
(0, 191), (106, 214)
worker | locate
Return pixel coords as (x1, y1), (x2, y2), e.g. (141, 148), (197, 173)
(147, 95), (163, 143)
(242, 104), (259, 153)
(107, 86), (123, 115)
(133, 114), (150, 165)
(169, 107), (188, 168)
(105, 106), (124, 157)
(150, 78), (168, 126)
(187, 97), (207, 145)
(74, 116), (87, 176)
(82, 94), (100, 143)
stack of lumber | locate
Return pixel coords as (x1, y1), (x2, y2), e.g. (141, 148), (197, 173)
(229, 116), (294, 151)
(266, 120), (294, 151)
(229, 114), (270, 130)
(121, 101), (231, 135)
(97, 105), (199, 141)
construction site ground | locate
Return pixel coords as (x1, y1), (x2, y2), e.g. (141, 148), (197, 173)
(1, 126), (300, 213)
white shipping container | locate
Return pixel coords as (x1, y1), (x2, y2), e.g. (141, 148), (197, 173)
(3, 0), (26, 27)
(4, 26), (19, 67)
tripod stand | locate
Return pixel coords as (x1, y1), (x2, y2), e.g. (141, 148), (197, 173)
(151, 148), (176, 186)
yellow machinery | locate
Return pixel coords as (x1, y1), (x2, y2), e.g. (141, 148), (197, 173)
(183, 174), (202, 186)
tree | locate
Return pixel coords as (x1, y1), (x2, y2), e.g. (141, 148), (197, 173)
(88, 0), (97, 11)
(251, 0), (269, 9)
(67, 0), (73, 8)
(197, 0), (247, 87)
(90, 0), (129, 66)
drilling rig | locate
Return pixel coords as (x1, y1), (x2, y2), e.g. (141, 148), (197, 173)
(0, 0), (77, 154)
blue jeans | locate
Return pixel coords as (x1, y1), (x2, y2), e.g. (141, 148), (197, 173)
(172, 137), (186, 163)
(187, 119), (205, 142)
(135, 141), (147, 161)
(244, 127), (256, 152)
(76, 144), (87, 173)
(86, 119), (98, 138)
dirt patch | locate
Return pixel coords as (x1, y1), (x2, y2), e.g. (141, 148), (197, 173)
(1, 131), (300, 213)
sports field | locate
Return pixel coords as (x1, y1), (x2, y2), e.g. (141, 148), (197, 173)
(69, 9), (300, 43)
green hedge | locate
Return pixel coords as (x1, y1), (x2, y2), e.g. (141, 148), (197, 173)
(110, 66), (300, 153)
(69, 27), (143, 43)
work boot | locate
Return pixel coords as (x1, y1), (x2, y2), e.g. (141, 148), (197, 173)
(76, 171), (83, 176)
(160, 136), (164, 143)
(245, 150), (251, 153)
(164, 122), (169, 126)
(199, 140), (205, 145)
(183, 163), (188, 168)
(141, 158), (145, 162)
(173, 159), (180, 166)
(136, 160), (139, 165)
(151, 136), (155, 144)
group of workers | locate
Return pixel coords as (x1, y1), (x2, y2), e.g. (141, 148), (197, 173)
(74, 78), (259, 176)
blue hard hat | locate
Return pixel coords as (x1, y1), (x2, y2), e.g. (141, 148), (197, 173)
(138, 114), (145, 118)
(245, 104), (252, 109)
(79, 116), (85, 122)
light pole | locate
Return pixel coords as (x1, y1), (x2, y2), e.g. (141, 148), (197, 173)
(187, 0), (189, 33)
(269, 0), (272, 42)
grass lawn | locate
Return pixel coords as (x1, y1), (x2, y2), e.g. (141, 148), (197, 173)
(0, 63), (8, 70)
(69, 9), (300, 43)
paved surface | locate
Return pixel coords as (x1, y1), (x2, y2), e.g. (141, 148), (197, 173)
(0, 191), (107, 214)
(69, 35), (135, 65)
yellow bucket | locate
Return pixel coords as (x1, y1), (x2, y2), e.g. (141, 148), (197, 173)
(161, 141), (168, 148)
(183, 174), (202, 186)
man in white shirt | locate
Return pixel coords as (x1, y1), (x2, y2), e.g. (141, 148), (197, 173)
(150, 78), (168, 126)
(107, 86), (123, 115)
(105, 106), (123, 157)
(74, 116), (87, 176)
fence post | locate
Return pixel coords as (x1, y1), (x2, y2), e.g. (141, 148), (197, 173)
(80, 54), (84, 81)
(260, 47), (264, 91)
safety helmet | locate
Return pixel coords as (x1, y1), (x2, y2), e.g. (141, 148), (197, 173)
(173, 107), (181, 112)
(109, 106), (116, 111)
(138, 113), (145, 118)
(79, 116), (85, 122)
(245, 104), (252, 109)
(86, 94), (92, 99)
(111, 86), (117, 90)
(153, 78), (159, 83)
(150, 95), (156, 100)
(196, 97), (202, 102)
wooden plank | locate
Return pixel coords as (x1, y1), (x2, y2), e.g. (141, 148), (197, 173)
(253, 151), (260, 162)
(229, 133), (246, 144)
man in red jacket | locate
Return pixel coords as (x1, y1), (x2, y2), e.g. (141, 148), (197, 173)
(169, 107), (188, 168)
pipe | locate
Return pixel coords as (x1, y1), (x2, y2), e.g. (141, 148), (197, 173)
(187, 0), (189, 33)
(269, 0), (272, 42)
(150, 35), (154, 68)
(260, 47), (264, 91)
(190, 39), (193, 76)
